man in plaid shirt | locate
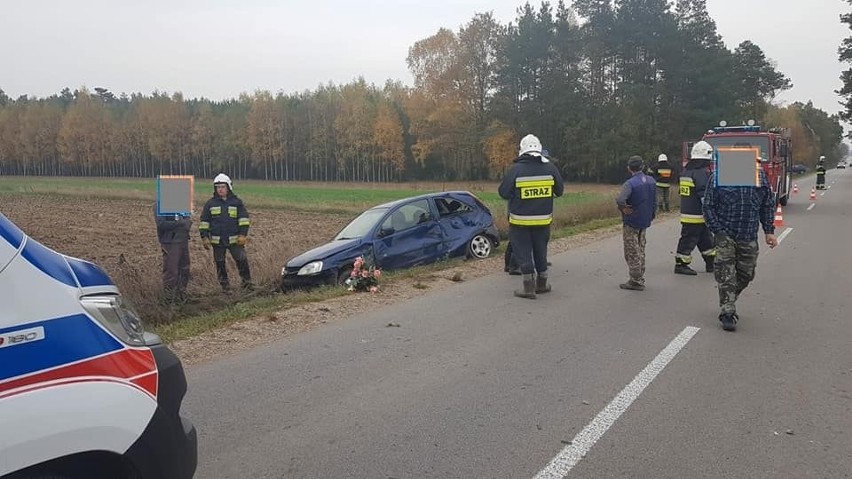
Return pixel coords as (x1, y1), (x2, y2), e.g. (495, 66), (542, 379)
(703, 168), (778, 331)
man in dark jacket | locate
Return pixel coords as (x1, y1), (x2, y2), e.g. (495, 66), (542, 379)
(816, 156), (826, 190)
(498, 134), (565, 299)
(703, 167), (777, 331)
(199, 173), (252, 291)
(650, 153), (674, 212)
(154, 203), (192, 300)
(674, 141), (715, 275)
(615, 155), (657, 291)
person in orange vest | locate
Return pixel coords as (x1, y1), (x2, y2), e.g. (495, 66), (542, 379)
(650, 153), (674, 212)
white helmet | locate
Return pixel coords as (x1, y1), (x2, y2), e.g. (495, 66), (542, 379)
(819, 155), (826, 161)
(519, 134), (542, 157)
(691, 141), (713, 160)
(658, 154), (668, 162)
(213, 173), (233, 191)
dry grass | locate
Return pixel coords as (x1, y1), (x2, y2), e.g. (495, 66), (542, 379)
(2, 180), (624, 334)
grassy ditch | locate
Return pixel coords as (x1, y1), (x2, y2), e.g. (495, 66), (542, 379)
(0, 176), (623, 342)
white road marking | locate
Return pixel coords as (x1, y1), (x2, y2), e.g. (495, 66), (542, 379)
(776, 227), (793, 245)
(820, 192), (826, 197)
(533, 326), (700, 479)
(807, 204), (815, 211)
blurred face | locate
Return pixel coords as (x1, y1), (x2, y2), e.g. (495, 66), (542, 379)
(215, 184), (229, 197)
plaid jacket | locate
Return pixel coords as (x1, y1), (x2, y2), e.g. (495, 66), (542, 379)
(702, 170), (775, 242)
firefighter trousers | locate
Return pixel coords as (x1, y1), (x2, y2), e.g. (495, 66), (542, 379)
(213, 245), (252, 289)
(508, 225), (550, 276)
(676, 223), (715, 266)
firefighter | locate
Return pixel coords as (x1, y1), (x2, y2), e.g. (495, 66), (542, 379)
(816, 156), (826, 190)
(498, 134), (565, 299)
(199, 173), (253, 291)
(651, 153), (674, 212)
(674, 141), (715, 275)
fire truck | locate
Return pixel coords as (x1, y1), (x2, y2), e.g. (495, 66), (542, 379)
(682, 121), (793, 206)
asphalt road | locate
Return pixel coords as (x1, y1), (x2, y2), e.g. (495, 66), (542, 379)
(184, 168), (852, 479)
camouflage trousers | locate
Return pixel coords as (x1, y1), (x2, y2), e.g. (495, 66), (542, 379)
(714, 235), (759, 314)
(622, 225), (647, 285)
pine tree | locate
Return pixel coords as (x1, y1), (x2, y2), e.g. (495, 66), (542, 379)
(837, 0), (852, 130)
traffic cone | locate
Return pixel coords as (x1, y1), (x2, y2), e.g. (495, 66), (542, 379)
(774, 205), (784, 226)
(793, 183), (799, 194)
(809, 187), (817, 201)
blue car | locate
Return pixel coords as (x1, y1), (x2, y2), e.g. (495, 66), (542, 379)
(281, 191), (500, 290)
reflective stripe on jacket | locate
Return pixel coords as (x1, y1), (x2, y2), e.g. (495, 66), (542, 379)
(199, 193), (250, 245)
(498, 154), (565, 227)
(652, 160), (674, 187)
(679, 159), (711, 224)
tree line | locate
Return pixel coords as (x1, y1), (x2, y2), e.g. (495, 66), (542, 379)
(0, 0), (845, 183)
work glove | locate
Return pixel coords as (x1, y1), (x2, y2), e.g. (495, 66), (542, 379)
(202, 238), (211, 250)
(236, 235), (248, 247)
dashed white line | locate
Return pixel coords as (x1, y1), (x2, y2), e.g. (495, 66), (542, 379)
(533, 326), (700, 479)
(807, 204), (815, 211)
(776, 227), (793, 245)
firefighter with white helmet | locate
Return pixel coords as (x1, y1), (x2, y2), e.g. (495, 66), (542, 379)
(498, 134), (565, 299)
(674, 141), (715, 275)
(816, 155), (827, 190)
(650, 152), (674, 212)
(199, 173), (253, 291)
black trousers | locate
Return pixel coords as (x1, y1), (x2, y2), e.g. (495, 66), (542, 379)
(213, 245), (252, 288)
(508, 225), (551, 275)
(676, 223), (715, 265)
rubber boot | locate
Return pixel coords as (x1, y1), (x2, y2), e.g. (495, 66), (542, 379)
(514, 274), (537, 299)
(703, 255), (715, 273)
(674, 261), (698, 276)
(535, 275), (551, 294)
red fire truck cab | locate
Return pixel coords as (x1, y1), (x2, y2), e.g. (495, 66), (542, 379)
(682, 122), (792, 206)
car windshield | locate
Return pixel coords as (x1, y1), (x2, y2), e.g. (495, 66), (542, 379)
(334, 207), (388, 240)
(706, 135), (770, 160)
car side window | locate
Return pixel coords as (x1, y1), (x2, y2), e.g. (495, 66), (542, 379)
(381, 200), (431, 233)
(435, 198), (472, 218)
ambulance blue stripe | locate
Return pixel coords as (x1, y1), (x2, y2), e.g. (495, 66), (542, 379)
(0, 314), (123, 382)
(21, 238), (78, 288)
(68, 257), (114, 287)
(0, 213), (25, 249)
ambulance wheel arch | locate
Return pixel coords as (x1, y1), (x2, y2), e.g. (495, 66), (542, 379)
(7, 451), (136, 479)
(1, 381), (156, 479)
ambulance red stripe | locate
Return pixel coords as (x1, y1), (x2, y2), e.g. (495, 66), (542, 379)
(0, 348), (157, 398)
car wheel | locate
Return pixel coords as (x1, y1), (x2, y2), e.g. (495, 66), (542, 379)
(467, 234), (493, 259)
(779, 194), (788, 206)
(335, 267), (353, 286)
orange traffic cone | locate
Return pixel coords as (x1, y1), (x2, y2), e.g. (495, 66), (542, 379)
(809, 187), (817, 201)
(793, 183), (799, 194)
(774, 205), (784, 226)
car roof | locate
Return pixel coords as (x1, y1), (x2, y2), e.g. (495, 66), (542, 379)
(370, 191), (475, 210)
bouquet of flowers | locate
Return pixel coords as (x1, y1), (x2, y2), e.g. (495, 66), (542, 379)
(346, 256), (382, 293)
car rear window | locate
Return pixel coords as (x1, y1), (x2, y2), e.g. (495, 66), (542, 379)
(435, 198), (473, 217)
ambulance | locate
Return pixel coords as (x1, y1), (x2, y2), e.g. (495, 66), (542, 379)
(0, 212), (197, 479)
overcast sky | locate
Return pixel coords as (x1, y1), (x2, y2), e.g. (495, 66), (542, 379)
(1, 0), (848, 119)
